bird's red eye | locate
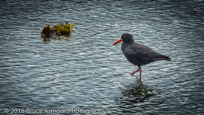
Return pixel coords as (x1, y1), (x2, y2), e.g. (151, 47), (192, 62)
(123, 35), (126, 38)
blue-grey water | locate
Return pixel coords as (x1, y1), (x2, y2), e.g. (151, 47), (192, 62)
(0, 0), (204, 115)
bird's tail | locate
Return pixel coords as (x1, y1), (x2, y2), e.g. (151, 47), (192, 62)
(164, 56), (171, 61)
(154, 55), (171, 61)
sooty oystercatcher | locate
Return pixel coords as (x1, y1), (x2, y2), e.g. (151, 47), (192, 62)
(113, 33), (171, 81)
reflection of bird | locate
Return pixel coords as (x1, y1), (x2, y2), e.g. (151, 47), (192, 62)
(113, 33), (171, 81)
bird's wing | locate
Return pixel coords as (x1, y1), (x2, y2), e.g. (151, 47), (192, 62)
(124, 45), (157, 65)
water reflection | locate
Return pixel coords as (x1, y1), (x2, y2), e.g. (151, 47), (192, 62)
(112, 82), (160, 114)
(41, 36), (72, 44)
(118, 82), (157, 104)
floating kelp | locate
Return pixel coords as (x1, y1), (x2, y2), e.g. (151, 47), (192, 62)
(53, 22), (74, 36)
(41, 24), (57, 40)
(41, 21), (75, 40)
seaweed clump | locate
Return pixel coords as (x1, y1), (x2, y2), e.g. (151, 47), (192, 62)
(41, 21), (74, 40)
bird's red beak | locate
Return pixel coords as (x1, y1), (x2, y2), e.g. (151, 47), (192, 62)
(112, 39), (123, 45)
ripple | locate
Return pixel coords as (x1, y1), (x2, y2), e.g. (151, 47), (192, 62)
(0, 0), (204, 114)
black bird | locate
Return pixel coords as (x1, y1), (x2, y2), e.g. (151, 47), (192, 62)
(113, 33), (171, 81)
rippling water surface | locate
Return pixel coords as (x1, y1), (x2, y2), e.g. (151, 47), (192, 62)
(0, 0), (204, 114)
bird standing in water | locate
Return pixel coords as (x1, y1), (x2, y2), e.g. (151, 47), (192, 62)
(113, 33), (171, 81)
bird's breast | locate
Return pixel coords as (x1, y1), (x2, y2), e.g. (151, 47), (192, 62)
(121, 42), (130, 53)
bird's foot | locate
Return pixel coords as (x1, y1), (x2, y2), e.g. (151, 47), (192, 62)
(135, 76), (140, 81)
(129, 68), (140, 76)
(137, 79), (142, 84)
(130, 74), (140, 80)
(129, 72), (135, 76)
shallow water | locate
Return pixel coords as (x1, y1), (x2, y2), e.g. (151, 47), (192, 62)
(0, 0), (204, 114)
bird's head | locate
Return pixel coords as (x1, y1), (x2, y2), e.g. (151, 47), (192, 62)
(112, 33), (134, 45)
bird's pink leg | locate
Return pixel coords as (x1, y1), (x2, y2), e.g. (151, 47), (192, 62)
(129, 67), (140, 76)
(139, 68), (142, 81)
(130, 67), (143, 82)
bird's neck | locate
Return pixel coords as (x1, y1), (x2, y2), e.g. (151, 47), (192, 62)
(121, 42), (133, 52)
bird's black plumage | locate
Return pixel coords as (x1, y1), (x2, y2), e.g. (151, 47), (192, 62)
(113, 33), (171, 81)
(121, 33), (171, 66)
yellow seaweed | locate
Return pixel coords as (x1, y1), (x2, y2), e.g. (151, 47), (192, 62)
(41, 21), (75, 39)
